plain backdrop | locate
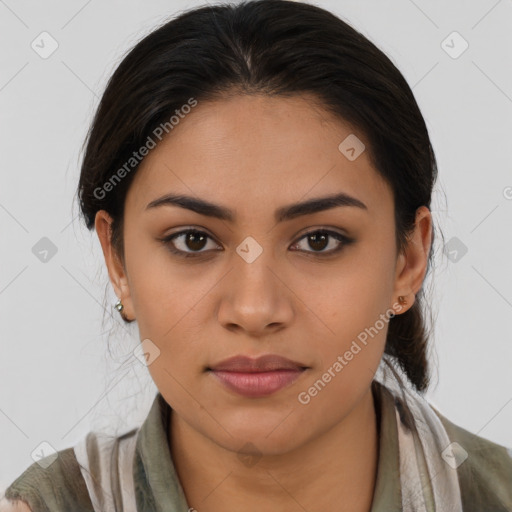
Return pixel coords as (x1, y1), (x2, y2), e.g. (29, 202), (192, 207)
(1, 0), (511, 491)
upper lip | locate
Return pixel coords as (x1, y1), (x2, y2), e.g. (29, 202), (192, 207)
(208, 354), (308, 372)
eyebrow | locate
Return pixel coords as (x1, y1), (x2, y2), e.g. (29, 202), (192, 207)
(145, 192), (368, 223)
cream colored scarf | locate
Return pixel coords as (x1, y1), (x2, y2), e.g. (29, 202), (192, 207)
(374, 355), (464, 511)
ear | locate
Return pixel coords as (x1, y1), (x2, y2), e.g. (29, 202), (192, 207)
(95, 210), (135, 321)
(392, 206), (433, 314)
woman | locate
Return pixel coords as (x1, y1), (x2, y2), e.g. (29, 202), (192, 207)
(3, 0), (511, 510)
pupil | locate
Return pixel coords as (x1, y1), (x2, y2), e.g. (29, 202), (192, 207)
(309, 233), (328, 251)
(187, 232), (207, 251)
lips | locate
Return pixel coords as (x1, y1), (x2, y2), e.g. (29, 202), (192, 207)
(207, 354), (309, 398)
(208, 354), (308, 372)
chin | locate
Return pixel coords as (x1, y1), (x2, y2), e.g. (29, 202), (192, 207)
(207, 412), (308, 456)
(221, 429), (305, 460)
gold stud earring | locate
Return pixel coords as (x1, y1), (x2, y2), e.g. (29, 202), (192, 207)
(398, 295), (407, 306)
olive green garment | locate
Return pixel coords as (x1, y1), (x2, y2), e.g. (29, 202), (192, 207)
(4, 381), (512, 511)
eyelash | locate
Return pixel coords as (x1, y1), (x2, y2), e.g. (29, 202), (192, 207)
(159, 228), (354, 259)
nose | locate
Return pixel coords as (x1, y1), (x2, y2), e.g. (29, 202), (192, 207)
(216, 254), (294, 337)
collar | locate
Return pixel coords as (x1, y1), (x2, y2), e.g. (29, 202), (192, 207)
(134, 381), (402, 511)
(370, 379), (402, 511)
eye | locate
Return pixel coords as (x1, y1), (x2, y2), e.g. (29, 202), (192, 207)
(290, 229), (353, 255)
(161, 229), (221, 258)
(160, 228), (354, 259)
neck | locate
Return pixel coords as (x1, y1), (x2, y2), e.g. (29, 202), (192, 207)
(169, 385), (379, 512)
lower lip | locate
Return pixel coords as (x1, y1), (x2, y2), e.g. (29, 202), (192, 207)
(209, 369), (306, 398)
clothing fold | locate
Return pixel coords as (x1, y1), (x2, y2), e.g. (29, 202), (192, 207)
(373, 357), (464, 511)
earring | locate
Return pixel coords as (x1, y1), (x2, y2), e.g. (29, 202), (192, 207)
(114, 299), (129, 321)
(398, 295), (407, 306)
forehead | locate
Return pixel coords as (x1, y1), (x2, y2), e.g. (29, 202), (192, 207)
(125, 93), (392, 221)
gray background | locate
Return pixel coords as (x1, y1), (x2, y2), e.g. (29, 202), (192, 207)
(1, 0), (511, 491)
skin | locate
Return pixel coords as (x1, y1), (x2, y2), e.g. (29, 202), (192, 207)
(94, 93), (432, 512)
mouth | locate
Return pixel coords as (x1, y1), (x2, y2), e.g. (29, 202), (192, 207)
(207, 354), (309, 398)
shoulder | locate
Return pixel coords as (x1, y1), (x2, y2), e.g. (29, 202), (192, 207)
(432, 406), (512, 511)
(2, 446), (94, 512)
(0, 498), (32, 512)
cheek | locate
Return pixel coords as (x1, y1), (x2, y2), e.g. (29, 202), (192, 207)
(123, 241), (208, 377)
(296, 292), (389, 424)
(124, 237), (191, 334)
(312, 250), (395, 343)
(136, 295), (206, 414)
(300, 245), (395, 399)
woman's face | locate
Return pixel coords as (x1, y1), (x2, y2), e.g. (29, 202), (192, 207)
(97, 93), (431, 456)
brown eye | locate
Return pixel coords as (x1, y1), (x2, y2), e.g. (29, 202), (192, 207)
(162, 229), (221, 257)
(181, 231), (208, 251)
(161, 228), (354, 259)
(306, 232), (329, 251)
(290, 230), (353, 255)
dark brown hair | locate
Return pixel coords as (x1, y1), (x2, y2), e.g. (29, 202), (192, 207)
(77, 0), (445, 393)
